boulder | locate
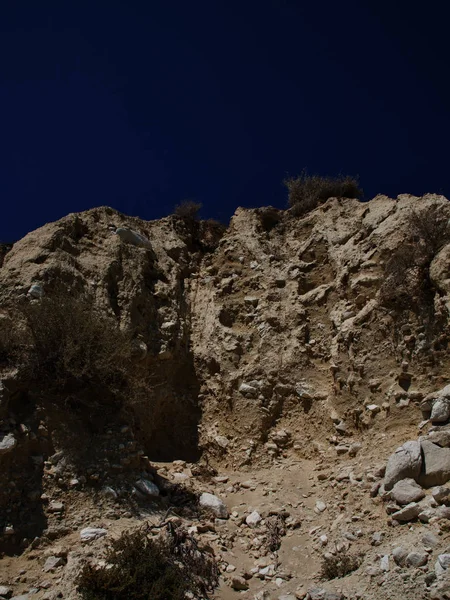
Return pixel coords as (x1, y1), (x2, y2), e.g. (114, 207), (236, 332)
(391, 502), (421, 522)
(423, 384), (450, 423)
(199, 492), (228, 518)
(428, 428), (450, 448)
(418, 441), (450, 487)
(384, 441), (422, 490)
(390, 478), (425, 505)
(431, 399), (450, 424)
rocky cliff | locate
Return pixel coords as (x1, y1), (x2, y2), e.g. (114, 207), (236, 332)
(2, 195), (450, 600)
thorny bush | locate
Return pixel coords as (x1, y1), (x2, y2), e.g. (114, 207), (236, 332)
(77, 524), (219, 600)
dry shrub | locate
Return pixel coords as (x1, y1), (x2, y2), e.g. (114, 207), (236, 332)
(321, 552), (361, 580)
(265, 515), (286, 552)
(174, 200), (202, 220)
(77, 525), (219, 600)
(198, 218), (226, 252)
(285, 171), (363, 217)
(20, 294), (136, 412)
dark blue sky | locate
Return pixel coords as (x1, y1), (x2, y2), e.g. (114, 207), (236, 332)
(1, 1), (449, 242)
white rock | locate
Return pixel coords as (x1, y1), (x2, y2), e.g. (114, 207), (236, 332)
(380, 555), (389, 571)
(28, 283), (44, 298)
(315, 500), (327, 513)
(80, 527), (107, 542)
(259, 564), (276, 577)
(199, 492), (228, 518)
(0, 587), (12, 598)
(0, 433), (16, 454)
(115, 228), (152, 248)
(246, 510), (262, 526)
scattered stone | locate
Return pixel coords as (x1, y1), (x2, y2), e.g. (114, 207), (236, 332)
(432, 486), (450, 505)
(384, 441), (422, 490)
(371, 531), (383, 546)
(28, 283), (44, 299)
(48, 501), (64, 513)
(437, 554), (450, 570)
(391, 502), (421, 522)
(348, 442), (362, 457)
(422, 531), (439, 548)
(213, 475), (229, 484)
(428, 429), (450, 448)
(135, 479), (160, 497)
(101, 486), (118, 500)
(406, 552), (428, 567)
(199, 493), (228, 518)
(315, 500), (327, 513)
(43, 556), (65, 572)
(231, 576), (249, 590)
(390, 478), (425, 505)
(0, 587), (12, 599)
(380, 555), (389, 571)
(239, 382), (258, 397)
(246, 510), (262, 526)
(334, 421), (347, 435)
(80, 527), (107, 542)
(393, 546), (408, 566)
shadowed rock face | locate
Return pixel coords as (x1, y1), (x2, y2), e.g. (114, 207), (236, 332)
(0, 243), (13, 268)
